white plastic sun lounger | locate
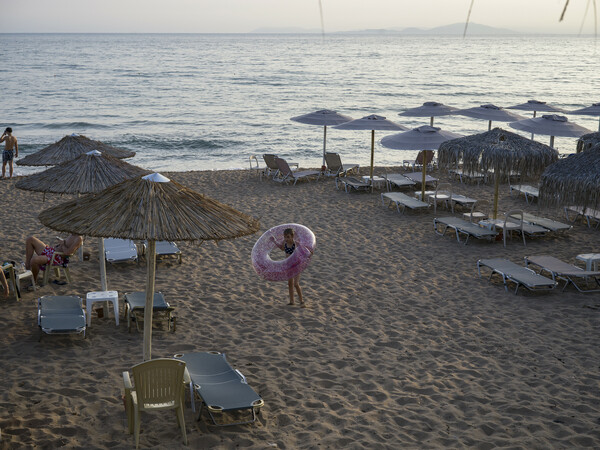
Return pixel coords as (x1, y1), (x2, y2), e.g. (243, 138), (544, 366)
(144, 241), (182, 264)
(564, 206), (600, 229)
(477, 258), (557, 294)
(381, 192), (429, 214)
(336, 176), (371, 193)
(507, 212), (572, 233)
(433, 217), (497, 245)
(524, 255), (600, 293)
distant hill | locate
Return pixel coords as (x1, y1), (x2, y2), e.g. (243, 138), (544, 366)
(251, 23), (518, 35)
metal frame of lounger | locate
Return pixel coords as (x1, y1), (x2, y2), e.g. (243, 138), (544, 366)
(123, 291), (176, 332)
(564, 206), (600, 229)
(275, 158), (320, 185)
(509, 185), (539, 205)
(433, 217), (497, 245)
(477, 258), (557, 294)
(381, 192), (429, 214)
(174, 351), (265, 426)
(508, 212), (572, 233)
(37, 295), (86, 340)
(336, 176), (371, 193)
(524, 255), (600, 293)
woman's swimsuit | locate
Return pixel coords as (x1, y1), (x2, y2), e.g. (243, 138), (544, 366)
(284, 242), (295, 255)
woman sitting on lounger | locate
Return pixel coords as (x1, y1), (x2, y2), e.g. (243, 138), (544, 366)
(25, 235), (83, 282)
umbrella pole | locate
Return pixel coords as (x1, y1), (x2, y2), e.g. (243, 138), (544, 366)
(99, 237), (107, 291)
(421, 154), (427, 203)
(322, 125), (327, 167)
(597, 116), (599, 132)
(430, 116), (434, 126)
(549, 136), (555, 148)
(531, 111), (536, 139)
(488, 120), (492, 131)
(493, 175), (500, 220)
(370, 130), (375, 193)
(143, 240), (156, 361)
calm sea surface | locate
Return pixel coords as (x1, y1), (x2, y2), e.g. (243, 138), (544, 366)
(1, 33), (598, 175)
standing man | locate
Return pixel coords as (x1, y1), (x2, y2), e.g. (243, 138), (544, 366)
(1, 127), (18, 179)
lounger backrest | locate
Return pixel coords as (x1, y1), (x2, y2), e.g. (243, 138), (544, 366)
(325, 152), (342, 172)
(275, 157), (293, 177)
(263, 154), (279, 170)
(505, 209), (524, 231)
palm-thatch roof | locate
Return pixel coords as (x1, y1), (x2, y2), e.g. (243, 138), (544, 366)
(539, 147), (600, 210)
(17, 134), (135, 166)
(576, 132), (600, 153)
(437, 127), (559, 177)
(15, 152), (150, 195)
(38, 174), (260, 242)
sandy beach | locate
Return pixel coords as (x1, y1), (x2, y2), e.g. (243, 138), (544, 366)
(1, 167), (599, 449)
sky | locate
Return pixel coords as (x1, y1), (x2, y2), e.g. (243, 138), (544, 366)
(2, 0), (596, 34)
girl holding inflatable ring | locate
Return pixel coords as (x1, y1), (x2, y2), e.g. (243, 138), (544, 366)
(270, 228), (313, 307)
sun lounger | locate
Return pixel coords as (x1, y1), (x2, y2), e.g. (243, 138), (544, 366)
(403, 150), (435, 172)
(336, 176), (371, 193)
(433, 217), (498, 245)
(104, 238), (138, 264)
(510, 184), (539, 204)
(403, 171), (438, 187)
(38, 295), (86, 339)
(507, 212), (572, 233)
(383, 174), (416, 191)
(275, 158), (320, 185)
(564, 206), (600, 229)
(174, 351), (264, 426)
(450, 194), (477, 213)
(524, 255), (600, 293)
(449, 168), (486, 184)
(324, 152), (359, 177)
(144, 241), (182, 264)
(123, 291), (176, 332)
(381, 192), (429, 214)
(477, 258), (557, 294)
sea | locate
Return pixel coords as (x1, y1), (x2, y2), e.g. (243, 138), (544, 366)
(1, 33), (599, 176)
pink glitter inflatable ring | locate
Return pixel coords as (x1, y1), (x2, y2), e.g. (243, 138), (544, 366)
(251, 223), (316, 281)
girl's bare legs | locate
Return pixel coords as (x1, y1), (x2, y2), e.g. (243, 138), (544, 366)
(287, 279), (295, 305)
(25, 236), (47, 270)
(294, 274), (305, 307)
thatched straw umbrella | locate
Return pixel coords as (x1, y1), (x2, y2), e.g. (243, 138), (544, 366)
(569, 102), (600, 132)
(398, 101), (458, 126)
(576, 132), (600, 153)
(438, 128), (558, 219)
(16, 151), (149, 196)
(17, 134), (135, 166)
(539, 148), (600, 211)
(16, 151), (151, 290)
(39, 173), (260, 361)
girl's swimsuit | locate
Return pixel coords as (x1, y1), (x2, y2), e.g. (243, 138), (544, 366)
(284, 242), (295, 255)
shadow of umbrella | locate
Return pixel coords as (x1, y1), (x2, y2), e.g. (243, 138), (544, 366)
(17, 133), (135, 167)
(380, 125), (462, 200)
(290, 110), (353, 167)
(438, 128), (558, 219)
(38, 173), (260, 361)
